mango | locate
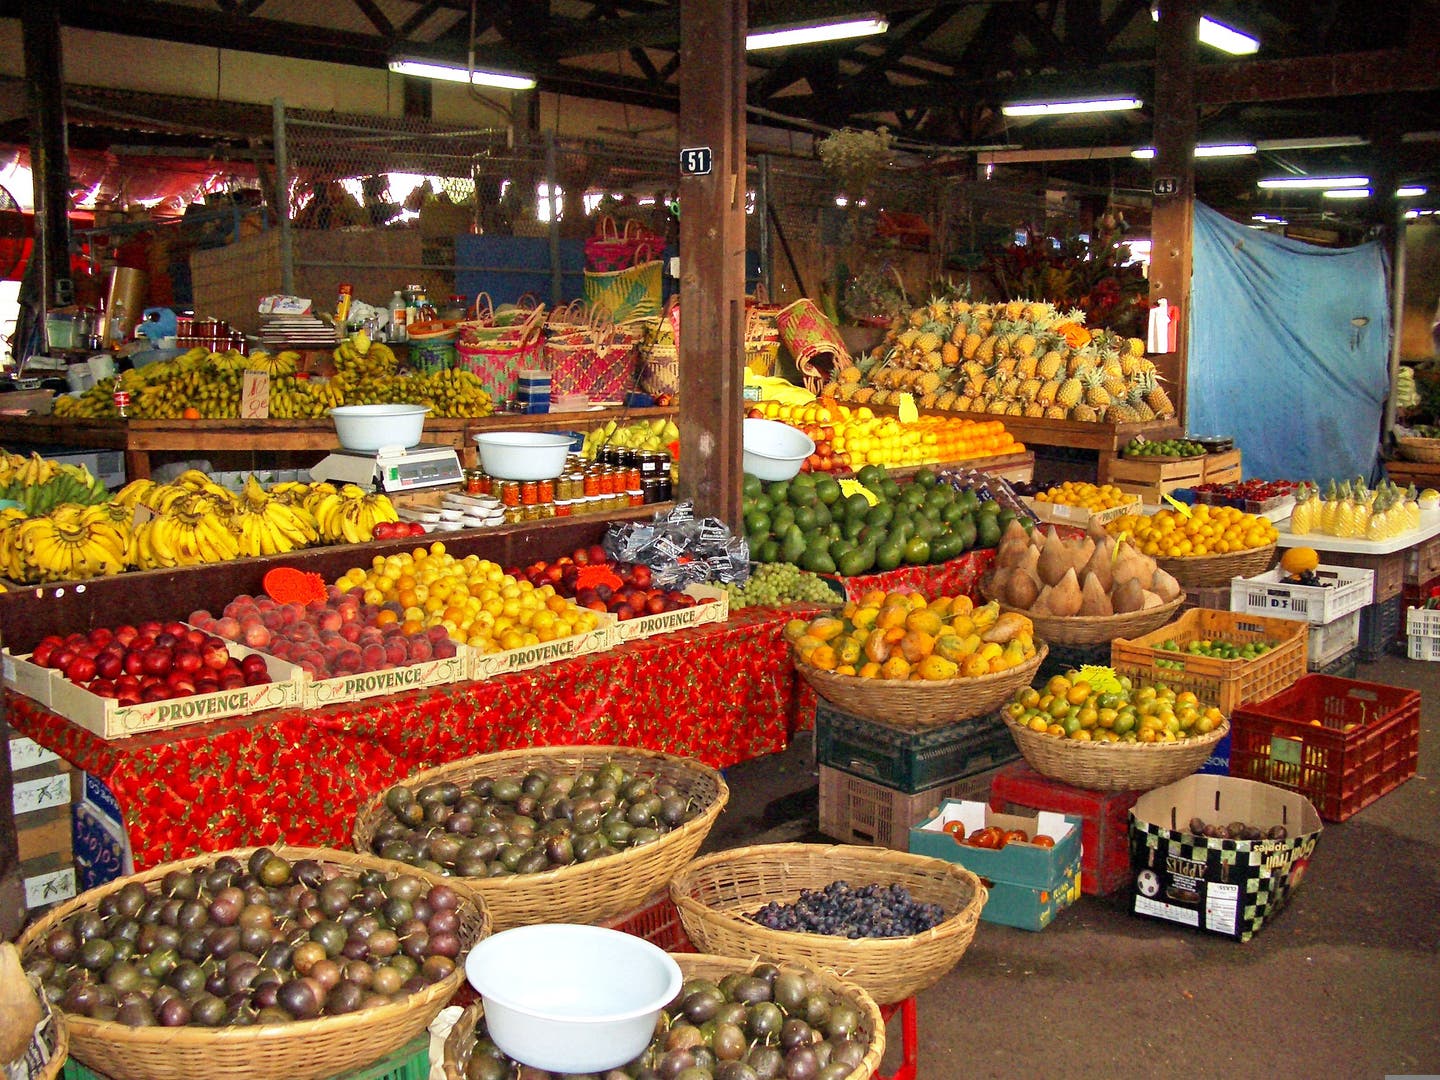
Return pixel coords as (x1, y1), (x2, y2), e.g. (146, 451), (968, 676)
(880, 655), (911, 680)
(916, 654), (959, 680)
(876, 603), (910, 630)
(971, 601), (999, 630)
(949, 594), (974, 615)
(851, 606), (880, 631)
(862, 628), (892, 664)
(836, 664), (857, 676)
(934, 634), (967, 662)
(948, 614), (975, 638)
(793, 633), (824, 658)
(961, 653), (990, 678)
(859, 589), (888, 608)
(836, 636), (863, 666)
(858, 661), (883, 678)
(807, 616), (847, 642)
(783, 619), (810, 644)
(809, 644), (838, 670)
(898, 629), (936, 665)
(927, 596), (955, 617)
(904, 609), (944, 636)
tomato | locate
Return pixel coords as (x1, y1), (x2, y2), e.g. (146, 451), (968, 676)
(943, 820), (966, 838)
(967, 826), (1004, 849)
(1030, 834), (1056, 848)
(1001, 829), (1029, 847)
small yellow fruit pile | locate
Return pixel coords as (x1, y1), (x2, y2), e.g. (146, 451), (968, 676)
(1032, 481), (1134, 511)
(1004, 671), (1225, 743)
(336, 542), (603, 653)
(1107, 504), (1278, 558)
(785, 590), (1037, 680)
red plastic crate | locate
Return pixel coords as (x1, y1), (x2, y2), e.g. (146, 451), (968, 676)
(595, 889), (696, 952)
(1230, 674), (1420, 821)
(988, 761), (1142, 896)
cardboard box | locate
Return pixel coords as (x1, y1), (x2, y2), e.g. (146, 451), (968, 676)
(910, 799), (1082, 931)
(1025, 497), (1142, 529)
(1128, 774), (1322, 941)
(469, 618), (615, 681)
(73, 771), (134, 891)
(608, 585), (729, 644)
(304, 644), (473, 708)
(2, 648), (62, 708)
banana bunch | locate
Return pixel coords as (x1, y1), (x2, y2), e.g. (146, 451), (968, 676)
(309, 483), (399, 544)
(0, 453), (111, 515)
(332, 337), (399, 380)
(0, 451), (57, 487)
(129, 501), (241, 569)
(232, 476), (321, 557)
(243, 350), (300, 377)
(3, 503), (129, 583)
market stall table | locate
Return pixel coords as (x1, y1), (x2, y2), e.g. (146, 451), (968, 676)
(7, 607), (811, 871)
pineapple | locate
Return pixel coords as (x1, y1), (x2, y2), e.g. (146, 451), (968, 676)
(1290, 483), (1315, 535)
(1107, 399), (1140, 423)
(920, 392), (939, 409)
(852, 387), (876, 404)
(907, 309), (927, 328)
(839, 365), (862, 384)
(974, 317), (994, 337)
(918, 371), (942, 394)
(975, 335), (997, 365)
(1024, 401), (1045, 417)
(1037, 349), (1065, 381)
(987, 398), (1010, 415)
(1017, 377), (1042, 402)
(820, 380), (840, 398)
(1125, 386), (1157, 422)
(1319, 480), (1340, 534)
(1037, 379), (1060, 406)
(871, 389), (892, 406)
(1002, 300), (1026, 321)
(1044, 405), (1068, 419)
(941, 341), (960, 366)
(1069, 403), (1099, 422)
(955, 394), (974, 412)
(1023, 302), (1050, 323)
(949, 299), (973, 318)
(1126, 336), (1146, 358)
(1081, 367), (1111, 410)
(1056, 375), (1084, 409)
(1014, 325), (1038, 358)
(1100, 361), (1129, 400)
(897, 328), (920, 349)
(915, 330), (944, 355)
(1142, 370), (1175, 417)
(1016, 352), (1039, 380)
(937, 390), (958, 410)
(995, 356), (1018, 380)
(1006, 401), (1024, 416)
(961, 332), (984, 361)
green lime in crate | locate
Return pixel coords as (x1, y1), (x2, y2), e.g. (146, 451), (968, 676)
(63, 1034), (429, 1080)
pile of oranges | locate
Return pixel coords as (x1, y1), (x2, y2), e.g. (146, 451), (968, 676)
(1032, 481), (1135, 511)
(1107, 504), (1278, 558)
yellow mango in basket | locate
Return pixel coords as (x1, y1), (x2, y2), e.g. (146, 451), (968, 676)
(783, 619), (810, 644)
(880, 655), (911, 680)
(971, 601), (1000, 630)
(808, 644), (838, 671)
(961, 653), (991, 678)
(836, 636), (863, 667)
(792, 634), (824, 659)
(927, 596), (955, 618)
(858, 661), (883, 679)
(807, 616), (847, 642)
(850, 605), (880, 632)
(934, 634), (967, 663)
(916, 654), (959, 681)
(876, 603), (910, 630)
(898, 629), (936, 665)
(904, 608), (944, 636)
(862, 628), (892, 664)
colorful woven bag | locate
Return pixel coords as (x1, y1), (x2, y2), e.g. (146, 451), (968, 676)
(544, 306), (639, 402)
(454, 305), (546, 404)
(583, 244), (664, 322)
(584, 215), (667, 272)
(776, 298), (852, 393)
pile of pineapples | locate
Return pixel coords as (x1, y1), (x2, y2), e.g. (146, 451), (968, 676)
(1290, 478), (1421, 541)
(821, 298), (1176, 423)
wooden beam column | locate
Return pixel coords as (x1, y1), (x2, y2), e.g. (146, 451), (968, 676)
(22, 0), (72, 312)
(677, 0), (746, 528)
(1148, 0), (1199, 425)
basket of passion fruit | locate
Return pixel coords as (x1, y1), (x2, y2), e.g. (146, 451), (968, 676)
(786, 591), (1046, 731)
(1106, 505), (1279, 588)
(1000, 667), (1230, 792)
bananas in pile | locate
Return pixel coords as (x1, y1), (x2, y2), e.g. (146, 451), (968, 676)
(0, 450), (111, 514)
(305, 482), (400, 545)
(0, 503), (128, 583)
(53, 343), (494, 420)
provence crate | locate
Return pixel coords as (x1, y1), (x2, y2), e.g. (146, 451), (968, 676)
(1110, 608), (1309, 715)
(1229, 674), (1420, 821)
(1315, 549), (1404, 604)
(1229, 565), (1373, 625)
(1307, 610), (1360, 669)
(2, 648), (61, 708)
(1202, 449), (1243, 484)
(814, 701), (1018, 794)
(468, 616), (614, 681)
(607, 584), (728, 644)
(62, 1034), (430, 1080)
(818, 761), (1013, 851)
(304, 644), (474, 708)
(1109, 454), (1206, 505)
(988, 761), (1141, 896)
(1356, 594), (1403, 663)
(1403, 533), (1440, 585)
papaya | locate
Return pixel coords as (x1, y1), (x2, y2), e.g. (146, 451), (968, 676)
(916, 654), (959, 680)
(949, 613), (975, 638)
(876, 602), (910, 630)
(806, 615), (847, 642)
(859, 588), (888, 608)
(934, 634), (967, 662)
(782, 619), (810, 644)
(961, 653), (991, 678)
(836, 636), (863, 667)
(851, 605), (880, 631)
(982, 611), (1034, 644)
(927, 596), (955, 618)
(880, 655), (911, 680)
(904, 608), (944, 636)
(808, 645), (838, 670)
(863, 628), (892, 664)
(858, 661), (883, 678)
(898, 629), (936, 664)
(792, 633), (825, 659)
(971, 601), (1000, 630)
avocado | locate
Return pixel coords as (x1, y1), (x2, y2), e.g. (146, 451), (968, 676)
(744, 509), (771, 535)
(838, 544), (874, 577)
(756, 539), (780, 563)
(843, 492), (871, 521)
(876, 539), (904, 572)
(865, 503), (894, 529)
(766, 480), (790, 504)
(842, 516), (867, 542)
(814, 476), (842, 505)
(976, 512), (1002, 549)
(811, 500), (833, 529)
(780, 525), (807, 564)
(955, 515), (978, 551)
(801, 546), (837, 574)
(913, 466), (938, 488)
(902, 536), (931, 565)
(792, 505), (817, 532)
(742, 474), (763, 498)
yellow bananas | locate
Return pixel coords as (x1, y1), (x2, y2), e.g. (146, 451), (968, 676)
(309, 483), (399, 544)
(5, 504), (129, 583)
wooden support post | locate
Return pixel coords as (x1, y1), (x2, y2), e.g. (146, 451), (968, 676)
(22, 0), (71, 312)
(677, 0), (746, 529)
(1148, 0), (1200, 427)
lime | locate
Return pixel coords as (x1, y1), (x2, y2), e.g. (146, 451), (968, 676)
(913, 467), (938, 488)
(744, 509), (771, 535)
(742, 475), (763, 498)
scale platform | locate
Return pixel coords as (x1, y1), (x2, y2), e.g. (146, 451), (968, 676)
(309, 443), (464, 493)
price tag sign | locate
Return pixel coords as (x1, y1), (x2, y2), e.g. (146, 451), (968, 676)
(241, 371), (270, 419)
(679, 146), (713, 176)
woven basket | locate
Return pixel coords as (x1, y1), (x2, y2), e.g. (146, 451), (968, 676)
(639, 342), (679, 397)
(794, 644), (1046, 732)
(19, 995), (68, 1080)
(441, 952), (886, 1080)
(670, 843), (987, 1006)
(987, 591), (1187, 647)
(16, 846), (490, 1080)
(1396, 436), (1440, 464)
(1001, 711), (1231, 792)
(352, 746), (728, 932)
(1154, 544), (1277, 588)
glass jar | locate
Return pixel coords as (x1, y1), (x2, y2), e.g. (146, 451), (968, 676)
(499, 481), (521, 507)
(537, 478), (555, 504)
(520, 481), (539, 506)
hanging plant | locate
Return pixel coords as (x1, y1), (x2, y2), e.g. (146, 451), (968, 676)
(817, 126), (893, 198)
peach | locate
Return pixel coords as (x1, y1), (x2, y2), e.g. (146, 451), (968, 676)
(188, 610), (214, 629)
(289, 622), (316, 642)
(336, 602), (360, 624)
(407, 637), (433, 663)
(333, 650), (363, 674)
(384, 640), (409, 665)
(326, 585), (348, 604)
(425, 625), (452, 644)
(214, 616), (242, 640)
(317, 609), (344, 633)
(254, 595), (276, 612)
(433, 639), (458, 660)
(241, 622), (272, 649)
(262, 610), (285, 631)
(339, 622), (363, 644)
(360, 643), (387, 670)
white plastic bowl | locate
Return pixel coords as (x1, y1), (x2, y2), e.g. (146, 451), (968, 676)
(472, 432), (573, 480)
(465, 924), (682, 1073)
(329, 404), (431, 452)
(743, 417), (815, 481)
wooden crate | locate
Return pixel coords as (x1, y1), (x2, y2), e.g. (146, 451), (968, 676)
(1317, 549), (1406, 604)
(1202, 449), (1243, 483)
(1109, 453), (1205, 504)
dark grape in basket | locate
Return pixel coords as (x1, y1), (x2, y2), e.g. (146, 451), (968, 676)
(749, 880), (946, 939)
(24, 849), (467, 1029)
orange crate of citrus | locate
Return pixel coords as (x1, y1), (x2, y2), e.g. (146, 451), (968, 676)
(1106, 504), (1279, 558)
(785, 590), (1038, 680)
(1033, 481), (1133, 511)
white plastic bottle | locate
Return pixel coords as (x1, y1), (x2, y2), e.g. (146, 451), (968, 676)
(388, 290), (408, 343)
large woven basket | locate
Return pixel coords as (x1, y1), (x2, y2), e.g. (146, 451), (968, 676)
(16, 846), (489, 1080)
(670, 843), (987, 1006)
(1154, 544), (1277, 588)
(441, 952), (885, 1080)
(353, 746), (728, 932)
(1397, 436), (1440, 464)
(981, 573), (1186, 646)
(1001, 711), (1231, 792)
(794, 644), (1046, 732)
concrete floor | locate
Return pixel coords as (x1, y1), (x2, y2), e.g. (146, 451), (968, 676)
(701, 652), (1439, 1080)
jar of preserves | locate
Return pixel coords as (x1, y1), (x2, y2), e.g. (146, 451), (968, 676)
(537, 478), (555, 504)
(499, 481), (521, 507)
(520, 480), (539, 506)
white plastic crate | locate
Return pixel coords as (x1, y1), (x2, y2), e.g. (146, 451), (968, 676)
(1404, 606), (1440, 661)
(1407, 634), (1440, 662)
(1307, 610), (1360, 669)
(1230, 566), (1373, 625)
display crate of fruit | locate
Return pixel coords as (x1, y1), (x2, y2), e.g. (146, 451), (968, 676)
(1229, 674), (1420, 821)
(1202, 449), (1243, 484)
(1110, 608), (1309, 716)
(1108, 454), (1206, 504)
(1022, 495), (1141, 529)
(1191, 478), (1296, 516)
(671, 842), (987, 1006)
(16, 846), (490, 1080)
(1229, 565), (1373, 624)
(14, 625), (303, 741)
(607, 583), (729, 644)
(910, 800), (1083, 931)
(2, 648), (61, 707)
(467, 612), (615, 681)
(441, 953), (886, 1080)
(352, 745), (727, 932)
(305, 640), (475, 708)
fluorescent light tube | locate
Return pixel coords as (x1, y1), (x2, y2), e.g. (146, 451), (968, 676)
(1131, 143), (1256, 159)
(1398, 186), (1428, 198)
(1258, 176), (1369, 190)
(1322, 188), (1371, 199)
(1150, 9), (1260, 55)
(1002, 98), (1143, 117)
(388, 59), (536, 90)
(746, 14), (888, 51)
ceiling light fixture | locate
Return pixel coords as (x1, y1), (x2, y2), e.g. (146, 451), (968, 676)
(388, 58), (536, 90)
(1255, 135), (1367, 151)
(746, 13), (888, 51)
(1131, 143), (1257, 159)
(1251, 214), (1288, 225)
(1002, 97), (1143, 117)
(1257, 176), (1369, 190)
(1398, 186), (1428, 198)
(1150, 9), (1260, 55)
(1321, 188), (1371, 200)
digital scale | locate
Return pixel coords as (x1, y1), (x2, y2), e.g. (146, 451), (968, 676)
(309, 443), (464, 493)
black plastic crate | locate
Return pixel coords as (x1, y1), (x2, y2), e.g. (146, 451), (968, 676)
(1357, 594), (1402, 663)
(814, 700), (1018, 793)
(1312, 647), (1358, 679)
(1037, 639), (1114, 684)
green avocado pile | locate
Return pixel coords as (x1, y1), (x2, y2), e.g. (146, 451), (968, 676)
(742, 464), (1032, 577)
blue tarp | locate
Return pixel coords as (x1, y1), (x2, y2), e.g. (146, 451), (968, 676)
(1186, 201), (1390, 484)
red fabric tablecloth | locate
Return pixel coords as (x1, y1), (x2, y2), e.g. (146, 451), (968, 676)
(9, 607), (811, 870)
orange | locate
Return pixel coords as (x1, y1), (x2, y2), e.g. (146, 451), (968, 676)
(181, 406), (201, 419)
